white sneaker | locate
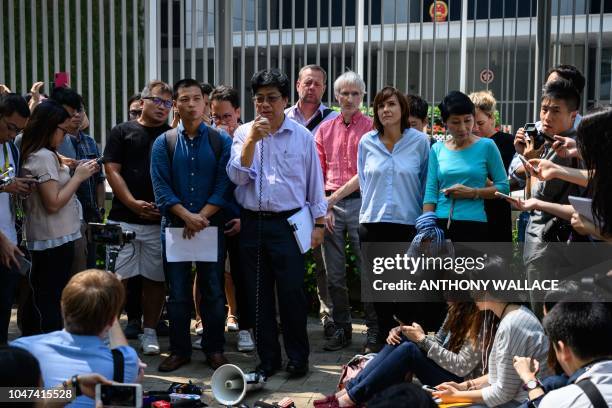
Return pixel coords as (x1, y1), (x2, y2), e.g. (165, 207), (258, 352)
(237, 330), (255, 352)
(192, 337), (202, 350)
(226, 315), (239, 332)
(140, 328), (160, 355)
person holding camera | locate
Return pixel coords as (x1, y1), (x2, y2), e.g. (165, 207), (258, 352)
(511, 80), (583, 319)
(151, 78), (233, 372)
(0, 93), (30, 344)
(18, 100), (100, 335)
(104, 80), (172, 355)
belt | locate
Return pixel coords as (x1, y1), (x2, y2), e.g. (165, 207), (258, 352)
(325, 190), (361, 200)
(243, 208), (301, 219)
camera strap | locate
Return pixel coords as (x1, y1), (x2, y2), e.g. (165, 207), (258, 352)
(111, 348), (125, 383)
(576, 378), (607, 408)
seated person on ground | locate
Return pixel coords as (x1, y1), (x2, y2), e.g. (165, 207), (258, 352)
(434, 256), (550, 407)
(329, 301), (489, 406)
(11, 269), (141, 407)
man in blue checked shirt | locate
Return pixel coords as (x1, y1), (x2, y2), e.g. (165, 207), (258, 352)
(227, 69), (327, 378)
(151, 78), (232, 372)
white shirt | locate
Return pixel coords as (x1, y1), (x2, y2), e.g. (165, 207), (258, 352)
(285, 103), (339, 135)
(0, 142), (17, 244)
(540, 360), (612, 408)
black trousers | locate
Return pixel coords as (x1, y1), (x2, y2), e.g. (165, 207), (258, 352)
(0, 263), (19, 344)
(436, 219), (489, 242)
(21, 241), (74, 336)
(226, 232), (252, 330)
(240, 211), (309, 365)
(359, 223), (447, 337)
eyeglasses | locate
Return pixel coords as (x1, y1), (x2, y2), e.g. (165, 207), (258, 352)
(338, 91), (362, 99)
(252, 94), (283, 105)
(1, 117), (23, 134)
(57, 126), (69, 136)
(142, 97), (173, 109)
(211, 113), (235, 123)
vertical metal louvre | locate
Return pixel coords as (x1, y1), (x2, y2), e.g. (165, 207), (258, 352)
(1, 0), (611, 145)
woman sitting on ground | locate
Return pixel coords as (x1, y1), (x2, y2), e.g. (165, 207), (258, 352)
(434, 256), (550, 407)
(321, 301), (492, 407)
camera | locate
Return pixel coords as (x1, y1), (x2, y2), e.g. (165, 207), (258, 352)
(524, 123), (555, 150)
(0, 166), (15, 188)
(87, 222), (136, 246)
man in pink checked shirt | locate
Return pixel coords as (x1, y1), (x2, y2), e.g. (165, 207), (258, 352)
(315, 71), (379, 352)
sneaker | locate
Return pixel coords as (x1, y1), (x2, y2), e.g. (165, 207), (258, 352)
(226, 315), (239, 332)
(362, 329), (382, 354)
(192, 337), (202, 350)
(124, 319), (142, 340)
(140, 328), (160, 355)
(193, 319), (203, 336)
(237, 330), (255, 352)
(324, 327), (351, 351)
(323, 320), (336, 339)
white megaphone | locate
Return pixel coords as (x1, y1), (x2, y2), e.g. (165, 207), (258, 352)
(211, 364), (266, 406)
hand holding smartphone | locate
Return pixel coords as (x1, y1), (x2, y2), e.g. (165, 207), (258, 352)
(95, 383), (142, 408)
(518, 155), (539, 175)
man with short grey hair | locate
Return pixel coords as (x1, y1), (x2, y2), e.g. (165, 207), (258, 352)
(315, 71), (378, 351)
(286, 64), (339, 338)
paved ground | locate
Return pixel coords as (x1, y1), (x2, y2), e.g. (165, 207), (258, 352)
(9, 310), (368, 407)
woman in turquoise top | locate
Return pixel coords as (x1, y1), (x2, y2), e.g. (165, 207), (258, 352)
(423, 91), (509, 242)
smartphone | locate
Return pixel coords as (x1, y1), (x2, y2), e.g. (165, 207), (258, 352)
(95, 383), (142, 408)
(422, 385), (439, 393)
(518, 155), (538, 174)
(54, 72), (70, 88)
(392, 314), (405, 325)
(14, 253), (32, 277)
(494, 191), (515, 201)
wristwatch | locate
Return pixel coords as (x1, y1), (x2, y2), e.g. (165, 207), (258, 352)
(314, 223), (325, 229)
(522, 378), (543, 391)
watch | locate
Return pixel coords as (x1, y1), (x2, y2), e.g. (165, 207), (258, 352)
(314, 223), (325, 229)
(71, 375), (82, 396)
(522, 378), (543, 391)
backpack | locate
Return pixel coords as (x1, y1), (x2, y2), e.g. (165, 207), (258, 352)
(164, 126), (223, 165)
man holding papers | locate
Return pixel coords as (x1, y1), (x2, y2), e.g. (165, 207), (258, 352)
(227, 69), (327, 378)
(151, 78), (232, 372)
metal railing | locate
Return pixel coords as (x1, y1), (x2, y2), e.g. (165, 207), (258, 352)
(1, 0), (610, 145)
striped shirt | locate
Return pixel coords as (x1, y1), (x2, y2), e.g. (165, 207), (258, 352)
(419, 315), (483, 379)
(482, 306), (549, 407)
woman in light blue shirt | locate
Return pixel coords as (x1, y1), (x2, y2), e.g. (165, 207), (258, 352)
(357, 87), (433, 347)
(423, 91), (509, 242)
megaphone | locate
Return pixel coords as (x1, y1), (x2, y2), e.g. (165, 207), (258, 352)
(211, 364), (266, 406)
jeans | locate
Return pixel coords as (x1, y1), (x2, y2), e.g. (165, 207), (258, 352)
(0, 263), (20, 344)
(345, 338), (462, 404)
(162, 218), (226, 357)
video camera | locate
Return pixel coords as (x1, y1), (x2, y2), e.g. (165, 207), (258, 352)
(87, 222), (136, 246)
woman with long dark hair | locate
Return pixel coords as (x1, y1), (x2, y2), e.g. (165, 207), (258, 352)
(19, 100), (99, 335)
(570, 107), (612, 240)
(319, 302), (493, 407)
